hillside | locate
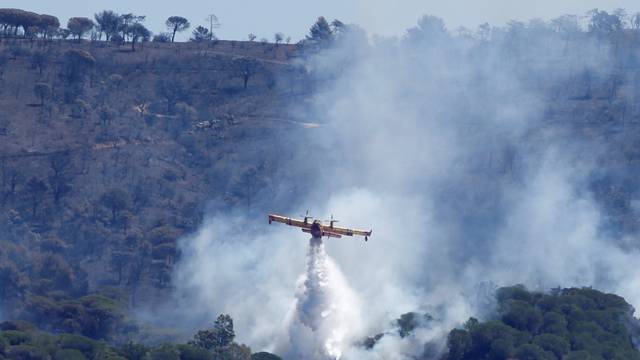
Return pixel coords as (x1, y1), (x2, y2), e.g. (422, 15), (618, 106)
(0, 37), (317, 341)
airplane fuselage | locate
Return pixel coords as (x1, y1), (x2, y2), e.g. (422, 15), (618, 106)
(310, 221), (323, 238)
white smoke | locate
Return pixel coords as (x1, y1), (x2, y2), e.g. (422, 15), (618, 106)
(283, 237), (362, 359)
(169, 214), (302, 349)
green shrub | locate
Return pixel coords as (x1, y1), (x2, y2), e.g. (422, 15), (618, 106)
(501, 300), (543, 333)
(447, 329), (471, 360)
(513, 343), (554, 360)
(0, 321), (36, 332)
(251, 352), (282, 360)
(5, 344), (48, 360)
(176, 344), (212, 360)
(540, 312), (567, 335)
(117, 342), (148, 360)
(54, 348), (87, 360)
(147, 344), (180, 360)
(488, 338), (513, 359)
(0, 330), (30, 345)
(533, 334), (569, 359)
(58, 333), (100, 357)
(565, 350), (592, 360)
(496, 285), (532, 303)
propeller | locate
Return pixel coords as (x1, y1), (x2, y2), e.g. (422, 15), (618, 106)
(324, 214), (339, 226)
(300, 209), (313, 221)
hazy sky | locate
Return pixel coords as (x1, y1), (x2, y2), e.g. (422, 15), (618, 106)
(9, 1), (640, 41)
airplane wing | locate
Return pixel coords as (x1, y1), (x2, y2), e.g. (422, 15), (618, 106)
(322, 224), (372, 238)
(268, 214), (312, 229)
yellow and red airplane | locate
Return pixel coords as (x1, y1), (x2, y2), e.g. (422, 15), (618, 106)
(268, 211), (372, 241)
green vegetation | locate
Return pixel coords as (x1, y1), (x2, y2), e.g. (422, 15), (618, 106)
(445, 286), (640, 360)
(0, 314), (281, 360)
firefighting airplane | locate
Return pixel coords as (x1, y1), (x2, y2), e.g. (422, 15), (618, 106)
(268, 211), (372, 241)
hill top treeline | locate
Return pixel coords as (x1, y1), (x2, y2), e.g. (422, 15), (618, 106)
(2, 7), (640, 46)
(0, 8), (301, 46)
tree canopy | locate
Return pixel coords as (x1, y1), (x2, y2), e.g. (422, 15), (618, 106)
(94, 10), (121, 41)
(445, 286), (640, 360)
(129, 23), (151, 50)
(166, 16), (190, 42)
(67, 17), (94, 40)
(100, 188), (131, 222)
